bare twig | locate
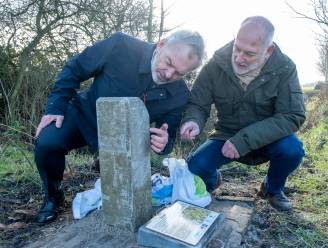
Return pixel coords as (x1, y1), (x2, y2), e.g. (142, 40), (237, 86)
(285, 0), (328, 25)
(0, 79), (12, 119)
(0, 123), (35, 139)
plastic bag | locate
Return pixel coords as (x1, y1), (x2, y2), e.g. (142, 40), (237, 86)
(163, 158), (211, 207)
(72, 178), (102, 219)
(151, 173), (173, 206)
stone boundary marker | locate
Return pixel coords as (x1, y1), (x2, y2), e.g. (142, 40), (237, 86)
(96, 97), (152, 231)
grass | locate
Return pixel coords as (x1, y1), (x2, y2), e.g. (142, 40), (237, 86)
(256, 96), (328, 247)
(263, 211), (328, 247)
(302, 86), (320, 98)
(0, 143), (94, 188)
(65, 149), (95, 170)
(0, 143), (40, 187)
(302, 86), (317, 94)
(291, 109), (328, 226)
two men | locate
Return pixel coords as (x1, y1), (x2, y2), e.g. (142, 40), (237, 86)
(35, 15), (305, 226)
(35, 30), (205, 224)
(181, 16), (305, 211)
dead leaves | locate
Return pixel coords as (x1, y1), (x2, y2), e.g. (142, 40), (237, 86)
(0, 222), (27, 230)
(13, 209), (36, 216)
(0, 208), (37, 232)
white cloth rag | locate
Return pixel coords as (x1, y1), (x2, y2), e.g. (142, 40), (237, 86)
(72, 178), (102, 219)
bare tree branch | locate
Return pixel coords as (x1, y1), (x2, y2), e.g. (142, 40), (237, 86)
(287, 0), (328, 80)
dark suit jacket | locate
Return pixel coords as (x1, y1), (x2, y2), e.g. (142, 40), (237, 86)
(45, 32), (190, 154)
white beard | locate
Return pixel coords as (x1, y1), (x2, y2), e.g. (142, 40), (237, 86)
(151, 49), (167, 85)
(231, 53), (268, 76)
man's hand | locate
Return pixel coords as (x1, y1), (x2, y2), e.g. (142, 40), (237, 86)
(35, 115), (64, 138)
(221, 140), (240, 159)
(180, 121), (200, 140)
(150, 123), (169, 153)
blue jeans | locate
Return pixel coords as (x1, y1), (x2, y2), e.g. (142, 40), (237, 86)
(187, 134), (305, 193)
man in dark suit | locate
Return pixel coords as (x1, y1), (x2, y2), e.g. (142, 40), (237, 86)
(35, 30), (205, 224)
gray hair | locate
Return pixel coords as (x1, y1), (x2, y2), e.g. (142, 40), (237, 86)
(164, 30), (205, 67)
(241, 16), (275, 47)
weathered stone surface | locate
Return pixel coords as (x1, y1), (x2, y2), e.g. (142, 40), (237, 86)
(26, 211), (138, 248)
(96, 97), (152, 231)
(225, 205), (253, 234)
(208, 197), (254, 247)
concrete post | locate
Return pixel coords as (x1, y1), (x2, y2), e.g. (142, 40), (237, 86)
(96, 97), (152, 231)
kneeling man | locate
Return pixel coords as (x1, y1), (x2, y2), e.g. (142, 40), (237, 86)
(180, 16), (305, 211)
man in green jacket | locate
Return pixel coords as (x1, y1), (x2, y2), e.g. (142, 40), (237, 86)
(180, 16), (305, 211)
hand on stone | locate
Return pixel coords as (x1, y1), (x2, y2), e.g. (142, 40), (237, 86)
(149, 123), (169, 153)
(180, 121), (200, 140)
(221, 140), (240, 159)
(35, 115), (64, 138)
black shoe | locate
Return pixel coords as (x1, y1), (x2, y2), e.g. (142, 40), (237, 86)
(259, 182), (292, 211)
(210, 171), (223, 195)
(93, 156), (100, 172)
(36, 191), (65, 224)
(217, 171), (223, 187)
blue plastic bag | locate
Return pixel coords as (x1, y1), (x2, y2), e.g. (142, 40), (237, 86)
(151, 173), (173, 206)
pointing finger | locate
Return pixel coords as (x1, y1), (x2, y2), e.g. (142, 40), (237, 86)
(160, 123), (168, 131)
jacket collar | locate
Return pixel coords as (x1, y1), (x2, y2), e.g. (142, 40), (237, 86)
(261, 44), (290, 74)
(138, 43), (157, 74)
(213, 41), (235, 77)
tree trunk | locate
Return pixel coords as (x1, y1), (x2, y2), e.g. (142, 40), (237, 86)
(159, 0), (164, 41)
(147, 0), (154, 42)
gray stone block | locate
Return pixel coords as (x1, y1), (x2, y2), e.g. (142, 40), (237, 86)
(225, 205), (253, 234)
(96, 97), (152, 231)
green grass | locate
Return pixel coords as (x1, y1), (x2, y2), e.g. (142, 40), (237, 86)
(265, 211), (328, 247)
(258, 96), (328, 247)
(66, 149), (95, 169)
(0, 143), (40, 186)
(302, 87), (317, 94)
(291, 113), (328, 224)
(0, 143), (94, 187)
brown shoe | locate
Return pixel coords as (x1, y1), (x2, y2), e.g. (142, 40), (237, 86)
(259, 182), (292, 211)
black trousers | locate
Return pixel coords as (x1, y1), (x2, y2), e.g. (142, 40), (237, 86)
(34, 106), (88, 198)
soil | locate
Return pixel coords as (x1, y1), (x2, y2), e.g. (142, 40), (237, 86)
(0, 164), (296, 248)
(0, 165), (99, 248)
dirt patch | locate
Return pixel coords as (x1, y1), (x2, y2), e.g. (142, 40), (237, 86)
(0, 166), (99, 248)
